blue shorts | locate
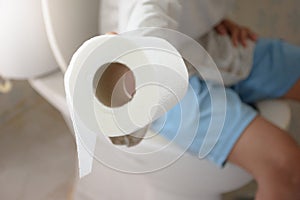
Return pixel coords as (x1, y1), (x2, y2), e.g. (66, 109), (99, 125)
(152, 38), (300, 167)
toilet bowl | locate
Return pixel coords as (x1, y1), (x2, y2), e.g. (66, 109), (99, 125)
(2, 0), (293, 199)
(29, 70), (291, 200)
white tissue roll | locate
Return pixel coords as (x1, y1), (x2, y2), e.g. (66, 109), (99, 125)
(66, 35), (188, 138)
(0, 0), (58, 79)
(65, 36), (115, 103)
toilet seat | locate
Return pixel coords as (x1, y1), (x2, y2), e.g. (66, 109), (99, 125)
(256, 100), (291, 130)
(29, 70), (292, 132)
(29, 70), (68, 117)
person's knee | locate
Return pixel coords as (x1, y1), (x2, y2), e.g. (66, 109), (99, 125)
(258, 147), (300, 198)
(227, 116), (300, 199)
(278, 150), (300, 187)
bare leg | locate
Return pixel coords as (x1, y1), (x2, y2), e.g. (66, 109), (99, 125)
(228, 116), (300, 200)
(283, 79), (300, 102)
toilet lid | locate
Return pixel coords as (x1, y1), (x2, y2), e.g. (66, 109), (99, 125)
(41, 0), (100, 72)
(0, 0), (58, 79)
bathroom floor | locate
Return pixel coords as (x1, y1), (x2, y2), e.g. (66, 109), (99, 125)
(0, 81), (76, 200)
(1, 81), (299, 200)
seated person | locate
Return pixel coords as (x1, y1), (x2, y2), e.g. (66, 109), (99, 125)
(109, 0), (300, 199)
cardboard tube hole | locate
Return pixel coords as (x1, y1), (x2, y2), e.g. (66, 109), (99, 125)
(95, 62), (136, 108)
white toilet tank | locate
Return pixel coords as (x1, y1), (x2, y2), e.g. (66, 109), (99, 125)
(0, 0), (58, 79)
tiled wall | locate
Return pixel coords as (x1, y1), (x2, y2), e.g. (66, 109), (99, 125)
(229, 0), (300, 45)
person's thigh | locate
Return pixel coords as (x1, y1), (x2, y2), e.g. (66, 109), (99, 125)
(151, 76), (257, 167)
(151, 75), (300, 199)
(228, 116), (300, 199)
(232, 38), (300, 103)
(284, 79), (300, 101)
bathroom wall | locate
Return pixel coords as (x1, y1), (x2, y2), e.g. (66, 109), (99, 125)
(229, 0), (300, 45)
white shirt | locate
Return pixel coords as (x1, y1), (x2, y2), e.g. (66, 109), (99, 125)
(100, 0), (255, 86)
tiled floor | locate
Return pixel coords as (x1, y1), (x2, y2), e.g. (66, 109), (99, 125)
(0, 81), (77, 200)
(1, 81), (299, 200)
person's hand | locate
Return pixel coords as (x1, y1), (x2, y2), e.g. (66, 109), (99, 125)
(214, 19), (258, 47)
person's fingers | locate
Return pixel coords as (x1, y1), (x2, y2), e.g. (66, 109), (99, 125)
(231, 28), (239, 47)
(222, 19), (258, 46)
(225, 20), (241, 47)
(240, 28), (248, 47)
(106, 32), (118, 35)
(247, 29), (258, 42)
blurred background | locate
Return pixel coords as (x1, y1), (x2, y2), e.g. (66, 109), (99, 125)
(230, 0), (300, 45)
(1, 0), (300, 199)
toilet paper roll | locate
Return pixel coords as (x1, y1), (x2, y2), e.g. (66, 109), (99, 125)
(65, 35), (189, 176)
